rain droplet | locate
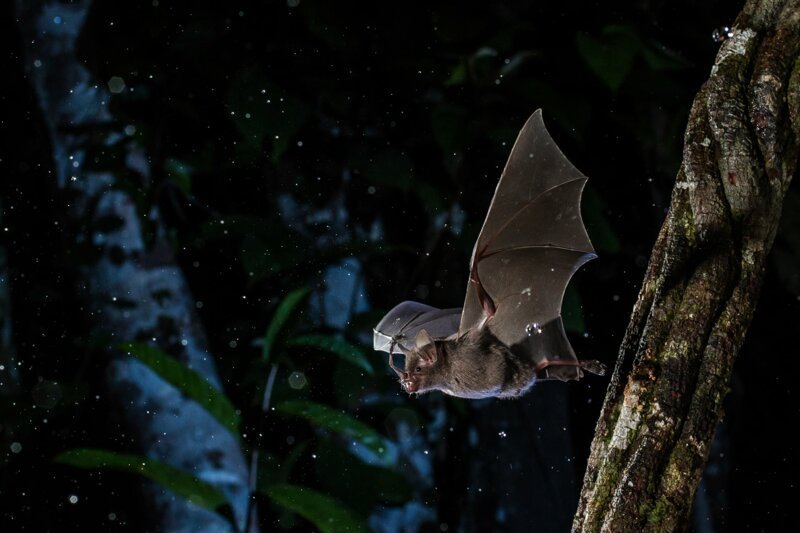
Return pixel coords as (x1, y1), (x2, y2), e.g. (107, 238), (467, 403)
(525, 323), (542, 336)
(288, 371), (307, 389)
(712, 26), (733, 43)
(32, 380), (62, 409)
(68, 495), (79, 504)
(108, 76), (126, 94)
(10, 442), (22, 453)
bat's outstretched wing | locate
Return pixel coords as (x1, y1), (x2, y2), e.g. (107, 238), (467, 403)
(374, 301), (461, 354)
(459, 110), (596, 381)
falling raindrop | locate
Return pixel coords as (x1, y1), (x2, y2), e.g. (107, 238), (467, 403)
(108, 76), (126, 94)
(288, 371), (307, 389)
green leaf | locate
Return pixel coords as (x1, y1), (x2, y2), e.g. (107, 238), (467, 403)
(314, 439), (412, 510)
(264, 483), (370, 533)
(576, 26), (639, 91)
(288, 334), (374, 375)
(444, 60), (467, 86)
(56, 448), (229, 512)
(120, 342), (240, 437)
(468, 46), (500, 84)
(262, 288), (312, 365)
(275, 400), (391, 463)
(165, 158), (192, 194)
(257, 441), (311, 490)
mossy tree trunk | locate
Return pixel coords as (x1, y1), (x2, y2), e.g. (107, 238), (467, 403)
(574, 0), (800, 531)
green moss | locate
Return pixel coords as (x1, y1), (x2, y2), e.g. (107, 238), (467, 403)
(605, 401), (623, 443)
(646, 496), (671, 526)
(589, 465), (622, 533)
(679, 205), (697, 246)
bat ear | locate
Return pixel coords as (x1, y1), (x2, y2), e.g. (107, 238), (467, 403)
(415, 329), (433, 349)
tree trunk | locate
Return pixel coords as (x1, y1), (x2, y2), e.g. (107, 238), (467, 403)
(16, 2), (252, 531)
(574, 1), (800, 531)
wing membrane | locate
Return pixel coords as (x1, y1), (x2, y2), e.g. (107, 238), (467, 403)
(373, 301), (461, 354)
(459, 110), (595, 365)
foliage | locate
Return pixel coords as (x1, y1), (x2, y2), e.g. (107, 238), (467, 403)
(263, 484), (371, 533)
(287, 334), (374, 374)
(55, 448), (231, 513)
(261, 287), (311, 365)
(55, 288), (405, 530)
(275, 400), (391, 463)
(120, 342), (241, 437)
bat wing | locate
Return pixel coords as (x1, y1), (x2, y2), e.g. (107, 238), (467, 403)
(374, 301), (462, 354)
(459, 110), (596, 381)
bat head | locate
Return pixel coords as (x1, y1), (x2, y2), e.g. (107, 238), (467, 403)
(400, 330), (438, 395)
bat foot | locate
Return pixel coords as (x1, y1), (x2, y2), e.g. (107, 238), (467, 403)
(534, 357), (607, 380)
(580, 359), (606, 376)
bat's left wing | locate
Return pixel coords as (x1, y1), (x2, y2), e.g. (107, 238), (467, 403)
(459, 110), (597, 381)
(374, 301), (461, 354)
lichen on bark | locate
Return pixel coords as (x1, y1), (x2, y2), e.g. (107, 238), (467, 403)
(574, 0), (800, 531)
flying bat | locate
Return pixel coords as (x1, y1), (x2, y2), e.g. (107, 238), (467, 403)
(373, 110), (605, 399)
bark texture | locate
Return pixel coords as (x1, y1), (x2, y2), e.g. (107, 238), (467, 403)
(16, 2), (251, 531)
(574, 1), (800, 531)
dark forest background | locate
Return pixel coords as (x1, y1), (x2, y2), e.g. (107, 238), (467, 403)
(1, 0), (798, 531)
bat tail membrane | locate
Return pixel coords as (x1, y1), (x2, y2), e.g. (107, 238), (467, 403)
(512, 316), (586, 382)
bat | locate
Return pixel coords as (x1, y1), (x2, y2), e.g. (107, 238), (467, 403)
(373, 110), (605, 399)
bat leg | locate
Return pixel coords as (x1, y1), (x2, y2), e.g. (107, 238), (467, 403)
(579, 359), (606, 376)
(534, 358), (606, 378)
(470, 250), (497, 320)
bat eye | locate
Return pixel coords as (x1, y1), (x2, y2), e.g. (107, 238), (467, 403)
(415, 366), (422, 373)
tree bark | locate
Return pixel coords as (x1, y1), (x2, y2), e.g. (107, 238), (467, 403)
(16, 2), (252, 531)
(574, 1), (800, 531)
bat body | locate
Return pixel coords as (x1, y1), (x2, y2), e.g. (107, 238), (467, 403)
(373, 110), (605, 399)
